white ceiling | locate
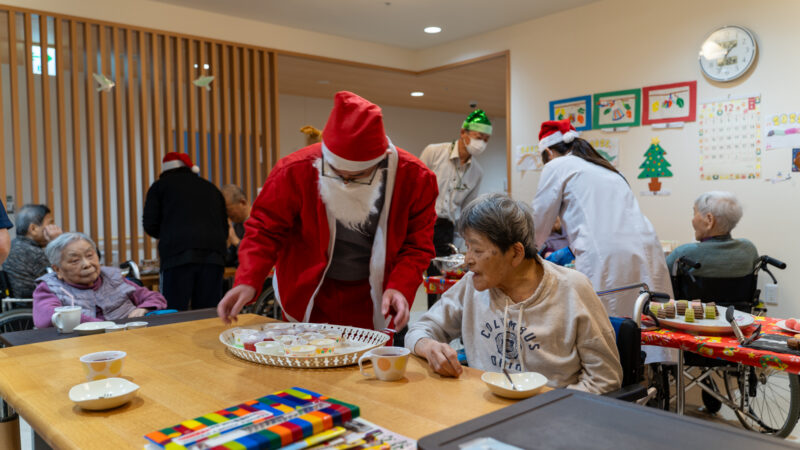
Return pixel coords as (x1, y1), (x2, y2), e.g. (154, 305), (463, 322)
(153, 0), (599, 49)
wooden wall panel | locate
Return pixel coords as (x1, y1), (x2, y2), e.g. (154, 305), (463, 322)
(0, 6), (280, 267)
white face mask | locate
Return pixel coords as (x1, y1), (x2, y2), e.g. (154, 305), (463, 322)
(464, 137), (488, 156)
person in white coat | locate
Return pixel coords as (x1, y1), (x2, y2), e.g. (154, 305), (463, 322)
(531, 119), (673, 362)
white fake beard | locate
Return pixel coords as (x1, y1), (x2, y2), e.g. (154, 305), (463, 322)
(316, 159), (384, 231)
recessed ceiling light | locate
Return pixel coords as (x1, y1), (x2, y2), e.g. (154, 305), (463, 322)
(203, 64), (210, 70)
(410, 91), (424, 97)
(424, 26), (442, 34)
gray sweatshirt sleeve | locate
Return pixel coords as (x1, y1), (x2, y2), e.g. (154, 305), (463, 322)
(405, 277), (467, 355)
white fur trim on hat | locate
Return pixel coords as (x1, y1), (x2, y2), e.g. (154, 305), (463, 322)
(162, 159), (185, 172)
(322, 139), (388, 171)
(538, 129), (580, 150)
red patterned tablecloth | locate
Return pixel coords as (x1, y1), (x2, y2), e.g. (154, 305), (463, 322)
(641, 316), (800, 374)
(423, 276), (460, 294)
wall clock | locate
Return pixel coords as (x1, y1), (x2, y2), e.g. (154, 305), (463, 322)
(698, 25), (757, 82)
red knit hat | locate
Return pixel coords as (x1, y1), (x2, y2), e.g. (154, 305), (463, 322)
(538, 119), (580, 150)
(162, 152), (200, 174)
(321, 91), (389, 171)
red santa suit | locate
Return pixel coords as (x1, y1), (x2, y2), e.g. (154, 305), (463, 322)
(234, 91), (438, 330)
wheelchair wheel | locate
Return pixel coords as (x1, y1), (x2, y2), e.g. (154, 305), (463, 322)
(0, 309), (34, 334)
(723, 365), (800, 437)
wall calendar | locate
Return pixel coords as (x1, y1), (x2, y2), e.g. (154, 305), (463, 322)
(698, 96), (762, 180)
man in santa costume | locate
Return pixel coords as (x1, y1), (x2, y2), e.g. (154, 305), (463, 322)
(217, 91), (438, 331)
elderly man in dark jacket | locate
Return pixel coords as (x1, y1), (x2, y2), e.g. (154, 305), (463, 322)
(142, 152), (228, 310)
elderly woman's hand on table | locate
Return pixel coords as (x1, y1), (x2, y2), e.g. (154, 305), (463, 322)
(414, 337), (463, 377)
(127, 308), (149, 318)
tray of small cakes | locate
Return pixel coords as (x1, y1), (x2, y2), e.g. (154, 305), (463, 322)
(647, 300), (755, 334)
(220, 322), (389, 368)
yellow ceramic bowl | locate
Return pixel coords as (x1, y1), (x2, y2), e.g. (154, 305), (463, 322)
(79, 350), (126, 381)
(481, 371), (547, 399)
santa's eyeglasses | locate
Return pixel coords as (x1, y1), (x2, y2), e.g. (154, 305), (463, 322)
(321, 161), (380, 185)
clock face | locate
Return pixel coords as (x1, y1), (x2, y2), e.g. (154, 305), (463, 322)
(698, 26), (757, 82)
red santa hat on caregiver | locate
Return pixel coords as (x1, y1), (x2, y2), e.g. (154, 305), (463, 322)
(538, 119), (580, 150)
(321, 91), (390, 171)
(161, 152), (200, 174)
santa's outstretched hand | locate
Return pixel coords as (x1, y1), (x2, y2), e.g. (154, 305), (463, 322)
(381, 288), (409, 330)
(218, 285), (256, 324)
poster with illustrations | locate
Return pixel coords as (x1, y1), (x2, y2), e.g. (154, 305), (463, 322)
(765, 112), (800, 150)
(592, 89), (641, 129)
(514, 145), (543, 171)
(793, 149), (800, 172)
(638, 138), (673, 194)
(586, 137), (619, 167)
(698, 96), (762, 180)
(642, 81), (697, 125)
(549, 95), (592, 131)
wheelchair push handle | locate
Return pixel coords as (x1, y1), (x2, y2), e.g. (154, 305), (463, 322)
(649, 291), (671, 300)
(762, 255), (787, 270)
(677, 256), (701, 270)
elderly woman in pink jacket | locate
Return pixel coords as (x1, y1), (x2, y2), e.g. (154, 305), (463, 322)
(32, 232), (166, 328)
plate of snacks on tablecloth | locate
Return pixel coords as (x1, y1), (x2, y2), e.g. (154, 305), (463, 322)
(775, 318), (800, 335)
(648, 300), (754, 334)
(220, 322), (389, 368)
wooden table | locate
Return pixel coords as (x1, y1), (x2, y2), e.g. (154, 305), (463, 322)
(139, 266), (237, 291)
(0, 314), (514, 449)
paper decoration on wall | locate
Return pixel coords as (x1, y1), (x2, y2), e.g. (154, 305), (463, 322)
(514, 145), (543, 171)
(192, 75), (215, 91)
(593, 89), (641, 129)
(764, 171), (791, 184)
(698, 96), (762, 180)
(638, 138), (672, 194)
(92, 73), (115, 92)
(642, 81), (697, 125)
(549, 96), (592, 131)
(793, 149), (800, 172)
(587, 137), (620, 167)
(765, 113), (800, 150)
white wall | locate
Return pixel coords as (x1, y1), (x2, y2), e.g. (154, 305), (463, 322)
(3, 0), (415, 70)
(418, 0), (800, 318)
(279, 94), (507, 196)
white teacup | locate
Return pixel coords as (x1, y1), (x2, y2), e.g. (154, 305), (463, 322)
(52, 306), (82, 333)
(358, 346), (410, 381)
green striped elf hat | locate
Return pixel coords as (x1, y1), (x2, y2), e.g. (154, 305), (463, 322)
(462, 109), (492, 135)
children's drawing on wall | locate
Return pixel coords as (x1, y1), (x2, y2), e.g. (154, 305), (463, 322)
(698, 96), (762, 180)
(592, 89), (641, 129)
(793, 148), (800, 172)
(587, 137), (620, 167)
(765, 113), (800, 150)
(514, 145), (543, 171)
(549, 95), (592, 131)
(642, 81), (697, 125)
(639, 138), (672, 195)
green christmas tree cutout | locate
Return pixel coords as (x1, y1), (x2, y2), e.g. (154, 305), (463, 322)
(638, 138), (673, 192)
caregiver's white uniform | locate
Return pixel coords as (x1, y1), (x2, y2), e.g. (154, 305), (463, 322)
(532, 154), (674, 362)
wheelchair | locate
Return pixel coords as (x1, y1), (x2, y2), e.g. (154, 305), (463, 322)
(666, 254), (799, 438)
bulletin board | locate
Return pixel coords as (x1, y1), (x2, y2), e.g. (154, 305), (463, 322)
(698, 96), (762, 180)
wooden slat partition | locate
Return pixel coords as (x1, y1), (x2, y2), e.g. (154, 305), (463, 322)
(7, 12), (23, 205)
(0, 6), (280, 266)
(55, 18), (68, 227)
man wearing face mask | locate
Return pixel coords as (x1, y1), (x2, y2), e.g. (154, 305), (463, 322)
(217, 91), (438, 332)
(420, 110), (491, 305)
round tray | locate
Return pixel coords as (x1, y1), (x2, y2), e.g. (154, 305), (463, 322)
(220, 323), (389, 368)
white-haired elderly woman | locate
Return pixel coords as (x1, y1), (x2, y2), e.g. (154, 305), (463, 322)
(666, 191), (758, 277)
(32, 232), (167, 328)
(405, 193), (622, 394)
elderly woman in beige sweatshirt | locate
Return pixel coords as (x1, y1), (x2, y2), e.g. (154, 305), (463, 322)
(406, 193), (622, 394)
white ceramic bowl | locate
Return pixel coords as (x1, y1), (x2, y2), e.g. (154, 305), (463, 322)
(126, 321), (148, 330)
(481, 371), (548, 399)
(74, 321), (116, 335)
(69, 377), (140, 410)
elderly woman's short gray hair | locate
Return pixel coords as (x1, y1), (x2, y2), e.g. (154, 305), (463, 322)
(457, 193), (538, 258)
(45, 232), (97, 266)
(694, 191), (743, 234)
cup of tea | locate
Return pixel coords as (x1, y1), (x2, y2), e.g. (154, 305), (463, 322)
(51, 306), (82, 333)
(79, 350), (126, 381)
(358, 346), (410, 381)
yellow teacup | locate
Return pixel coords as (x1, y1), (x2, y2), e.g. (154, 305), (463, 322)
(358, 346), (410, 381)
(79, 351), (126, 381)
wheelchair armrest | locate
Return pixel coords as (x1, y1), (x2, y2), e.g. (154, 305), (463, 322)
(603, 383), (648, 403)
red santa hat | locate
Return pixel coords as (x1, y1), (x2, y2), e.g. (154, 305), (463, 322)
(321, 91), (389, 171)
(162, 152), (200, 174)
(538, 119), (580, 150)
